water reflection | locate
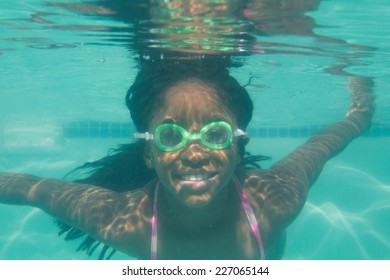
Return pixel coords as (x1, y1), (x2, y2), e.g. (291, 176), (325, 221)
(1, 0), (375, 63)
(9, 0), (366, 58)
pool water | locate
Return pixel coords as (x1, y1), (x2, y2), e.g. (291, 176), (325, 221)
(0, 0), (389, 259)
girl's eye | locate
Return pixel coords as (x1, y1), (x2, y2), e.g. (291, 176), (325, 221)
(205, 127), (228, 144)
(160, 128), (183, 147)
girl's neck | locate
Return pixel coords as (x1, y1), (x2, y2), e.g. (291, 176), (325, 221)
(159, 180), (237, 230)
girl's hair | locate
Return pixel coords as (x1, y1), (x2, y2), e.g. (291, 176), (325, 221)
(127, 58), (253, 133)
(57, 57), (270, 259)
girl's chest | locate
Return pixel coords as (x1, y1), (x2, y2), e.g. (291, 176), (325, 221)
(157, 215), (262, 260)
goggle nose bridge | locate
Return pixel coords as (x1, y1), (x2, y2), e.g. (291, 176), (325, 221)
(186, 133), (202, 141)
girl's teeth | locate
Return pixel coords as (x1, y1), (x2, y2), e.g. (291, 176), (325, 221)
(181, 174), (211, 181)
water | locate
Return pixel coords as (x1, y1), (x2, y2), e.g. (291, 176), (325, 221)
(0, 0), (389, 259)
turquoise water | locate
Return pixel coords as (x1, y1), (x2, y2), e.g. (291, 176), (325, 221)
(0, 0), (389, 259)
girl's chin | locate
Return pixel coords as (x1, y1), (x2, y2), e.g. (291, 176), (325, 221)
(171, 180), (214, 208)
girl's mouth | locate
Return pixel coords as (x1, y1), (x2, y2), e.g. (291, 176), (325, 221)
(177, 173), (217, 182)
(172, 172), (221, 203)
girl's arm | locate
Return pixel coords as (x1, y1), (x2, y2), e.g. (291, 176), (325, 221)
(0, 173), (152, 257)
(270, 76), (374, 191)
(248, 76), (375, 234)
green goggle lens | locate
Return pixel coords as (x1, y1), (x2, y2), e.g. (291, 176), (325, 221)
(155, 121), (233, 152)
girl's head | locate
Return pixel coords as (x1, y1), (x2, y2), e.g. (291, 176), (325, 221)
(126, 58), (254, 207)
(126, 58), (254, 158)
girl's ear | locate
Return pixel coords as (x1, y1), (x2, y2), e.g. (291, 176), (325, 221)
(143, 144), (155, 169)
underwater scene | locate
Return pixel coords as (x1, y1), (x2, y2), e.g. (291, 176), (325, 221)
(0, 0), (389, 259)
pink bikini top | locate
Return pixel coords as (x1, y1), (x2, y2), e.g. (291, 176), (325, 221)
(151, 176), (265, 260)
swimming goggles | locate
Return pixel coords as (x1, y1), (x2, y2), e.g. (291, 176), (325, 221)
(135, 121), (247, 152)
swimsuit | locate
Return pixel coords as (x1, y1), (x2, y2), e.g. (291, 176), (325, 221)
(150, 176), (265, 260)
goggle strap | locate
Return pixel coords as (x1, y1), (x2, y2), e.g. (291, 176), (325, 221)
(234, 129), (247, 137)
(134, 132), (154, 141)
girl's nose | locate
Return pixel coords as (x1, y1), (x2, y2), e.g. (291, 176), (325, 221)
(180, 144), (210, 168)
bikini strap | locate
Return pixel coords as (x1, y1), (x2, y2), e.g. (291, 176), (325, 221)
(233, 176), (265, 260)
(151, 181), (159, 260)
(151, 178), (265, 260)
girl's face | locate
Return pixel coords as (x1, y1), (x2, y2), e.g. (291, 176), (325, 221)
(145, 80), (242, 208)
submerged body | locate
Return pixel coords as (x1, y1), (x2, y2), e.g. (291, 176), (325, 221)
(0, 62), (374, 259)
